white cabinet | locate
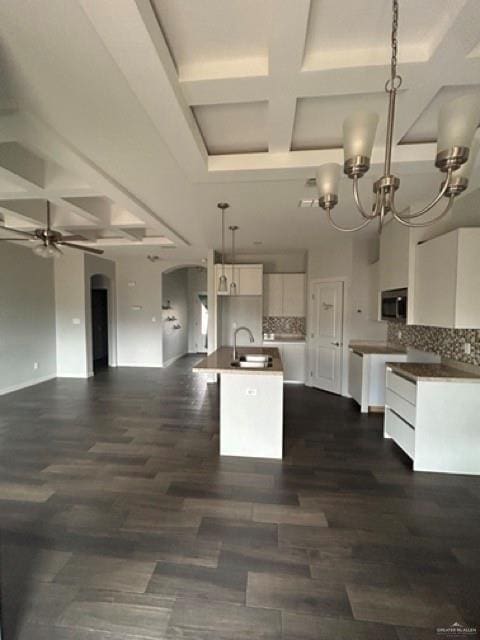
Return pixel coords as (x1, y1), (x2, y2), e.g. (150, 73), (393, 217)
(215, 264), (263, 296)
(263, 274), (283, 315)
(283, 274), (306, 316)
(265, 341), (305, 383)
(263, 273), (306, 316)
(379, 220), (411, 292)
(414, 228), (480, 328)
(348, 348), (408, 413)
(384, 366), (480, 474)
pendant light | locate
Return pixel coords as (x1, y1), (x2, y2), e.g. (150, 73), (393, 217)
(229, 225), (238, 295)
(315, 0), (480, 233)
(217, 202), (229, 293)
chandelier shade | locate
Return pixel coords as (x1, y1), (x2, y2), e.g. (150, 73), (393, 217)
(437, 95), (480, 156)
(343, 111), (379, 169)
(316, 163), (341, 207)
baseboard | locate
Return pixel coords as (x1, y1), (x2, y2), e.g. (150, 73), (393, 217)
(163, 352), (188, 368)
(56, 372), (91, 378)
(0, 374), (56, 396)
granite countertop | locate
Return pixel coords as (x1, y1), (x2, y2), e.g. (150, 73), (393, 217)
(263, 334), (306, 344)
(349, 341), (407, 355)
(193, 346), (283, 376)
(387, 362), (480, 383)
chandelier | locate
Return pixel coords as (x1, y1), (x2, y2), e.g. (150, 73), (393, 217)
(315, 0), (480, 232)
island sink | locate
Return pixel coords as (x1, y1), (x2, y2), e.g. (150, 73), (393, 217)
(231, 354), (273, 369)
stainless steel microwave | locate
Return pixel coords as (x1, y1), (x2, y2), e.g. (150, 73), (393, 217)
(381, 288), (408, 322)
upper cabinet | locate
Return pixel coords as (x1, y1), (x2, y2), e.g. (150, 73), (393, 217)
(413, 228), (480, 329)
(379, 219), (410, 292)
(215, 264), (263, 296)
(263, 273), (306, 316)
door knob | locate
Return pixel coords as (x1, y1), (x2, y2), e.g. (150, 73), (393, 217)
(331, 341), (341, 346)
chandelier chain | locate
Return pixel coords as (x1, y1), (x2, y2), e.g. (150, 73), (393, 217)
(387, 0), (402, 91)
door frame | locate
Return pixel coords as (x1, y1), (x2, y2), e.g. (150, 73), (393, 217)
(306, 276), (349, 395)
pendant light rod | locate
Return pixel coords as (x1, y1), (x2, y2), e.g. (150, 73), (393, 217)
(229, 225), (239, 295)
(315, 0), (480, 233)
(217, 202), (229, 293)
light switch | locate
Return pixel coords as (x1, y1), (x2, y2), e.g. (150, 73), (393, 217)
(72, 318), (81, 325)
(246, 388), (257, 396)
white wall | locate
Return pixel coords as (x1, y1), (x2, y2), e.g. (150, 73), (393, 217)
(162, 268), (189, 365)
(187, 267), (207, 353)
(54, 250), (88, 377)
(116, 258), (163, 367)
(307, 235), (387, 396)
(0, 242), (57, 394)
(232, 252), (307, 273)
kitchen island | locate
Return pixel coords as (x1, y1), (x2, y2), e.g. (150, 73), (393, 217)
(193, 346), (284, 459)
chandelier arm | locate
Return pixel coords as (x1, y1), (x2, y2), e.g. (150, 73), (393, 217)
(326, 206), (372, 233)
(391, 169), (453, 220)
(391, 195), (455, 228)
(353, 177), (381, 219)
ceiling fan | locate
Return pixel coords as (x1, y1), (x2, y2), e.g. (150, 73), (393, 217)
(0, 201), (104, 257)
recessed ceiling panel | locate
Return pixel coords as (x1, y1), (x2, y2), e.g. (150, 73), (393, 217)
(152, 0), (271, 80)
(303, 0), (467, 71)
(292, 92), (394, 150)
(401, 84), (480, 144)
(193, 102), (268, 155)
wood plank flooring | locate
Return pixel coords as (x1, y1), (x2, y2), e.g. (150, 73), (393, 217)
(0, 355), (479, 639)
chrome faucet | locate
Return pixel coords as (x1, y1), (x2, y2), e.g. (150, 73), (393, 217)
(233, 326), (254, 361)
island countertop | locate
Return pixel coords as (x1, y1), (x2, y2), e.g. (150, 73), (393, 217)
(193, 346), (283, 375)
(387, 361), (480, 383)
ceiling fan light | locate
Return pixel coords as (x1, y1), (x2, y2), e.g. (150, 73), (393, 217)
(436, 94), (480, 169)
(342, 111), (379, 177)
(48, 244), (63, 258)
(33, 243), (50, 258)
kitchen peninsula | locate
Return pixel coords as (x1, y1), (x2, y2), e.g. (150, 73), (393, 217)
(193, 346), (284, 459)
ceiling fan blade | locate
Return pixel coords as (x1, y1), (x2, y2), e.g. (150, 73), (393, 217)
(59, 241), (104, 255)
(0, 226), (36, 238)
(59, 234), (88, 241)
(0, 238), (33, 241)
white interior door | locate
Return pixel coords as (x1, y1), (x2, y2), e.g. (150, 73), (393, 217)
(309, 280), (344, 394)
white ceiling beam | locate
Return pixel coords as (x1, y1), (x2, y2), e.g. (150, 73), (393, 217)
(267, 0), (310, 153)
(181, 75), (269, 107)
(79, 0), (207, 181)
(0, 142), (45, 189)
(62, 196), (111, 227)
(11, 112), (188, 246)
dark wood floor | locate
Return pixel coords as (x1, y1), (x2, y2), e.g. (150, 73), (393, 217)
(0, 355), (479, 639)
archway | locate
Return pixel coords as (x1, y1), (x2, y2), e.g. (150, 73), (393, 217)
(161, 266), (208, 366)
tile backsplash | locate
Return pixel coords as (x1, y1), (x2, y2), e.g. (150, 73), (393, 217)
(388, 321), (480, 366)
(263, 316), (306, 336)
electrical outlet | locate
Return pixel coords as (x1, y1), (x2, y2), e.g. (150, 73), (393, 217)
(246, 388), (257, 396)
(33, 362), (39, 370)
(151, 316), (157, 322)
(464, 342), (471, 355)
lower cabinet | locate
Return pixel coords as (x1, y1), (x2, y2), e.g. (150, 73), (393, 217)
(348, 349), (408, 413)
(266, 342), (306, 383)
(384, 367), (480, 474)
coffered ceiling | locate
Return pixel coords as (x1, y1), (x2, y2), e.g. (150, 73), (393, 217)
(0, 0), (479, 253)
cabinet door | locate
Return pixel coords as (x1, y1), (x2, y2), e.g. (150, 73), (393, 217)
(282, 343), (306, 382)
(282, 274), (306, 316)
(379, 220), (410, 292)
(239, 266), (262, 296)
(414, 232), (457, 327)
(263, 274), (283, 315)
(216, 264), (234, 295)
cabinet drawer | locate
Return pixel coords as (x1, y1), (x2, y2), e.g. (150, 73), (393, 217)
(386, 369), (416, 405)
(384, 408), (415, 459)
(385, 388), (416, 427)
